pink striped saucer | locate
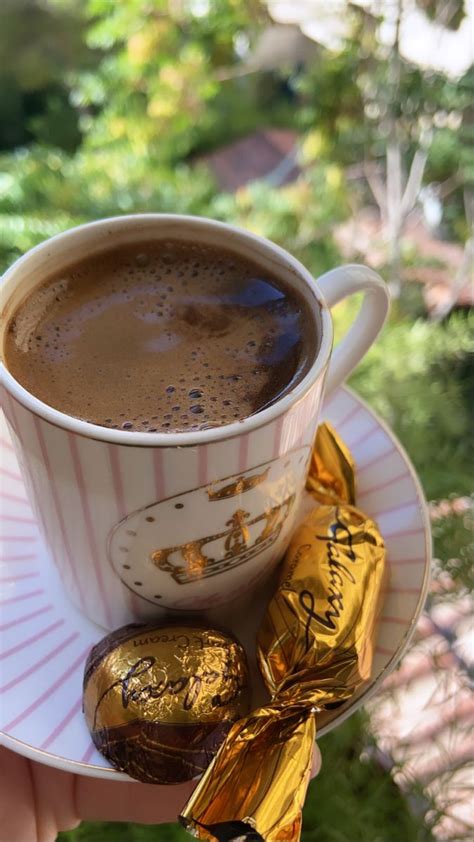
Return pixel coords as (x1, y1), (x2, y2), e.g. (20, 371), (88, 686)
(0, 386), (431, 780)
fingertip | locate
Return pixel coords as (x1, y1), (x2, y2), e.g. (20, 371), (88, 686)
(76, 775), (198, 825)
(311, 743), (322, 778)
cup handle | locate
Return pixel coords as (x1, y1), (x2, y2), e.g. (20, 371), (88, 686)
(317, 263), (390, 397)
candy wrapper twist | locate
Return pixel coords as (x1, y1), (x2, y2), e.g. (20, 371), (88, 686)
(181, 423), (387, 842)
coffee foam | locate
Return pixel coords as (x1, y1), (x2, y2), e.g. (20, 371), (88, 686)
(5, 240), (314, 433)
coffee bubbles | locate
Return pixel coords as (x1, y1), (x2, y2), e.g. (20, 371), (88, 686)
(5, 240), (315, 433)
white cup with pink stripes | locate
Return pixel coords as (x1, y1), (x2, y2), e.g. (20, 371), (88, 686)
(0, 215), (389, 630)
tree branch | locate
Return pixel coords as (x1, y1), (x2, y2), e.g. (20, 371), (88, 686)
(401, 148), (428, 217)
(364, 163), (387, 218)
(386, 141), (402, 233)
(430, 236), (474, 321)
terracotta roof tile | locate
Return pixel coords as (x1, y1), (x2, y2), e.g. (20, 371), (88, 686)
(198, 129), (300, 192)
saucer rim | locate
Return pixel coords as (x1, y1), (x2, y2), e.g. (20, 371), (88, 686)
(0, 384), (431, 780)
(316, 385), (431, 737)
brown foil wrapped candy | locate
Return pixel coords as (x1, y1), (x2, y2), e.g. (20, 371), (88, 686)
(83, 624), (250, 784)
(181, 423), (386, 842)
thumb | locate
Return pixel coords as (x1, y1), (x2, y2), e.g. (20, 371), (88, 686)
(311, 742), (322, 778)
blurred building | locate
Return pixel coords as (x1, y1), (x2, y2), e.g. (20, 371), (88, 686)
(197, 128), (300, 192)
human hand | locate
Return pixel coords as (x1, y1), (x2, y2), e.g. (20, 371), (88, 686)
(0, 746), (195, 842)
(0, 744), (322, 842)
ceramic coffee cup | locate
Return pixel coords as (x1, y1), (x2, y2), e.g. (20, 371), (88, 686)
(0, 215), (389, 629)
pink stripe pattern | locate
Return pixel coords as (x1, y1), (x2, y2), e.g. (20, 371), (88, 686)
(0, 468), (23, 482)
(81, 742), (97, 763)
(40, 697), (84, 750)
(5, 397), (45, 536)
(0, 492), (30, 504)
(1, 632), (79, 693)
(33, 416), (86, 610)
(1, 515), (37, 525)
(0, 571), (40, 584)
(357, 445), (397, 474)
(0, 535), (37, 542)
(108, 444), (127, 519)
(370, 499), (419, 519)
(0, 588), (44, 606)
(0, 554), (37, 562)
(381, 615), (412, 626)
(4, 398), (65, 606)
(347, 423), (378, 450)
(152, 449), (165, 501)
(68, 433), (111, 626)
(1, 619), (65, 660)
(360, 471), (410, 496)
(3, 645), (90, 732)
(198, 444), (208, 486)
(238, 434), (249, 473)
(389, 557), (426, 566)
(375, 645), (394, 657)
(272, 417), (284, 459)
(384, 526), (425, 539)
(108, 442), (142, 617)
(0, 438), (14, 451)
(0, 604), (53, 631)
(337, 403), (362, 429)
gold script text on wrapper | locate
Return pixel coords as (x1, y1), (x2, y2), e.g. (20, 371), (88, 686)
(180, 423), (386, 842)
(83, 624), (250, 784)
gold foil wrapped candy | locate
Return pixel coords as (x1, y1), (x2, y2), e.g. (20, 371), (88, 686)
(83, 624), (250, 784)
(306, 421), (356, 506)
(181, 423), (386, 842)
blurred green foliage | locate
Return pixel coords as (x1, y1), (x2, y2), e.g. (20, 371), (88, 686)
(350, 313), (474, 499)
(59, 820), (185, 841)
(431, 503), (474, 592)
(61, 824), (134, 841)
(1, 2), (472, 841)
(301, 713), (434, 842)
(0, 147), (215, 268)
(0, 0), (93, 151)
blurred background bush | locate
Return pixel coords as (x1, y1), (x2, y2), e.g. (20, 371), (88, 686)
(1, 1), (472, 840)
